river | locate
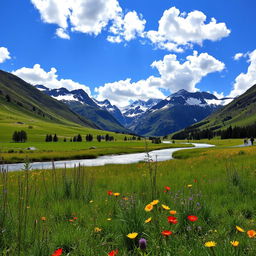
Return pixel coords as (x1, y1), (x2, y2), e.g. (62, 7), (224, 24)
(3, 142), (214, 172)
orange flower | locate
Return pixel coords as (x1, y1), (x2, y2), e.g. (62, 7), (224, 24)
(187, 215), (198, 222)
(161, 230), (172, 236)
(169, 210), (177, 215)
(145, 217), (152, 223)
(145, 204), (153, 212)
(247, 230), (256, 238)
(150, 200), (159, 205)
(41, 217), (46, 221)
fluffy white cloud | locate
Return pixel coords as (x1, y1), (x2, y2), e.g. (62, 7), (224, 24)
(95, 51), (225, 107)
(146, 7), (230, 52)
(233, 53), (244, 61)
(55, 28), (70, 39)
(95, 78), (165, 107)
(12, 64), (91, 95)
(150, 51), (225, 92)
(0, 47), (11, 63)
(108, 11), (146, 43)
(31, 0), (145, 42)
(229, 49), (256, 97)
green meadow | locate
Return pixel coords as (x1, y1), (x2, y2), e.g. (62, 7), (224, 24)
(0, 141), (255, 255)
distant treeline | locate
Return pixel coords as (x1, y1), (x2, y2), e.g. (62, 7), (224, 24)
(45, 133), (115, 142)
(172, 123), (256, 140)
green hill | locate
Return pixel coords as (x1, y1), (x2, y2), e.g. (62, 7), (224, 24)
(0, 70), (106, 142)
(172, 84), (256, 138)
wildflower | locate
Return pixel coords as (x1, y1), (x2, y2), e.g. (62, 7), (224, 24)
(127, 232), (138, 239)
(94, 227), (102, 232)
(107, 218), (112, 221)
(167, 216), (178, 224)
(107, 190), (113, 195)
(187, 215), (198, 222)
(89, 200), (93, 203)
(162, 204), (170, 210)
(161, 230), (172, 236)
(145, 204), (153, 212)
(247, 230), (256, 238)
(164, 186), (170, 192)
(108, 249), (118, 256)
(230, 241), (239, 247)
(169, 210), (177, 215)
(187, 184), (193, 188)
(145, 217), (152, 223)
(139, 238), (147, 250)
(69, 219), (74, 222)
(73, 217), (78, 220)
(236, 226), (245, 232)
(41, 217), (46, 221)
(113, 193), (120, 197)
(204, 241), (217, 247)
(150, 200), (159, 205)
(122, 196), (129, 200)
(51, 248), (63, 256)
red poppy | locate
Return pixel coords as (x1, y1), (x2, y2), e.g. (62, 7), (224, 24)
(164, 186), (170, 192)
(194, 179), (198, 183)
(107, 190), (113, 196)
(187, 215), (198, 222)
(161, 230), (172, 236)
(73, 217), (78, 220)
(108, 249), (118, 256)
(167, 216), (178, 224)
(51, 248), (63, 256)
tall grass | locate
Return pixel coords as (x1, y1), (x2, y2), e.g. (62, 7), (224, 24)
(0, 145), (256, 255)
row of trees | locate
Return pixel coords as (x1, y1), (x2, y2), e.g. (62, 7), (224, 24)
(45, 134), (58, 142)
(124, 136), (141, 141)
(172, 123), (256, 140)
(12, 131), (27, 142)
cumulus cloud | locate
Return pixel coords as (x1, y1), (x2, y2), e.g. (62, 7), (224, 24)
(0, 47), (11, 63)
(12, 64), (91, 95)
(108, 11), (146, 43)
(55, 28), (70, 39)
(31, 0), (145, 42)
(229, 49), (256, 97)
(146, 7), (230, 52)
(95, 51), (225, 107)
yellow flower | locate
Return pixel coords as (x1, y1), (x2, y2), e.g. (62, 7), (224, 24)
(127, 232), (138, 239)
(187, 184), (192, 188)
(145, 204), (153, 212)
(145, 217), (152, 223)
(162, 204), (170, 210)
(107, 218), (112, 221)
(150, 200), (159, 205)
(113, 193), (120, 197)
(230, 241), (239, 247)
(89, 200), (93, 203)
(204, 241), (217, 247)
(94, 227), (102, 232)
(236, 226), (245, 232)
(169, 210), (177, 215)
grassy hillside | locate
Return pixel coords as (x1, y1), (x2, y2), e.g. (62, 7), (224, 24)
(190, 84), (256, 131)
(0, 70), (98, 129)
(1, 143), (256, 255)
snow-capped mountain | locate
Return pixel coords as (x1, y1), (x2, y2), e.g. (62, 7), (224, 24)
(34, 85), (130, 133)
(93, 99), (126, 125)
(131, 90), (234, 136)
(122, 99), (162, 126)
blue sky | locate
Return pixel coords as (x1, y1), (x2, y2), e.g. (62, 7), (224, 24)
(0, 0), (256, 107)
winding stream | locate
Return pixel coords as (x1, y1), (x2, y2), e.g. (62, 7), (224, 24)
(3, 143), (214, 172)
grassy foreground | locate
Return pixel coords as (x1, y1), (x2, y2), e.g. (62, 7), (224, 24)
(0, 144), (256, 255)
